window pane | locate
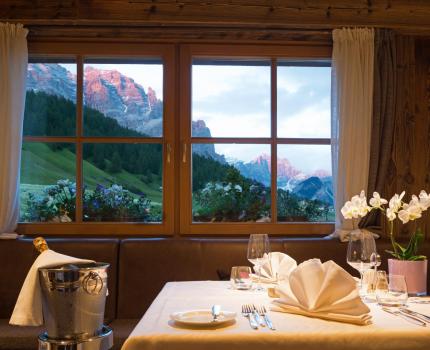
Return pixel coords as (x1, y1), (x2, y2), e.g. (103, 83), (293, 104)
(20, 142), (76, 222)
(83, 143), (162, 222)
(192, 60), (270, 138)
(192, 144), (271, 222)
(83, 60), (163, 137)
(277, 64), (331, 138)
(24, 62), (76, 136)
(277, 145), (333, 222)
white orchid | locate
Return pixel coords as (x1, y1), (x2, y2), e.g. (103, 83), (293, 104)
(398, 197), (423, 224)
(418, 190), (430, 210)
(386, 207), (397, 221)
(388, 191), (405, 212)
(369, 192), (388, 208)
(341, 190), (370, 219)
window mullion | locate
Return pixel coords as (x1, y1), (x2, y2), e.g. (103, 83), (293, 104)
(271, 58), (277, 224)
(75, 55), (84, 223)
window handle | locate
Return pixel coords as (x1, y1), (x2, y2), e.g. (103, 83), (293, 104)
(182, 143), (187, 163)
(166, 143), (171, 164)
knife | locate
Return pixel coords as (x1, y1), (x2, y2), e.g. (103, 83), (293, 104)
(382, 307), (426, 327)
(399, 308), (430, 323)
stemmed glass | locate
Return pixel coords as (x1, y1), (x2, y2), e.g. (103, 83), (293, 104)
(247, 234), (271, 291)
(346, 230), (377, 296)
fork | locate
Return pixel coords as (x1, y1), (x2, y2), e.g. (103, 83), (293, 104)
(242, 304), (258, 329)
(252, 304), (265, 327)
(257, 305), (276, 330)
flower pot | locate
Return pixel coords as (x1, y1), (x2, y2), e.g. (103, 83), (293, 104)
(388, 259), (428, 296)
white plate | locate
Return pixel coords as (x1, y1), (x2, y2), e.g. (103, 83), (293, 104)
(170, 309), (236, 326)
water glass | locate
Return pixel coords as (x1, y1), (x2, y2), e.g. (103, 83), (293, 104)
(247, 234), (271, 291)
(346, 229), (377, 296)
(230, 266), (253, 290)
(376, 272), (408, 307)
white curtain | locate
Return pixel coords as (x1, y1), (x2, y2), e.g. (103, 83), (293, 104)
(0, 23), (28, 235)
(331, 28), (374, 239)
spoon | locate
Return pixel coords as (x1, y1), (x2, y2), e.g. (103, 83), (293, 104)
(211, 304), (221, 322)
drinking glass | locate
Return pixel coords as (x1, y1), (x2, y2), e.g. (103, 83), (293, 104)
(376, 272), (408, 307)
(346, 230), (377, 296)
(230, 266), (253, 290)
(247, 234), (270, 291)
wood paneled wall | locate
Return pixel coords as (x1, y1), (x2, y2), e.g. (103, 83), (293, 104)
(386, 38), (430, 240)
(1, 1), (430, 40)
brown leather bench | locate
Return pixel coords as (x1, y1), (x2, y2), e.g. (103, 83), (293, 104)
(1, 237), (429, 350)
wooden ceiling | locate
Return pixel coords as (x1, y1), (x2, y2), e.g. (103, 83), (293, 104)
(1, 1), (430, 42)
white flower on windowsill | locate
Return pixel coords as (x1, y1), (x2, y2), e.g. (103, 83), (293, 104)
(369, 192), (388, 208)
(341, 190), (429, 261)
(340, 190), (370, 220)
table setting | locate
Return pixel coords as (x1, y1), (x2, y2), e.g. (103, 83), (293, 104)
(122, 233), (430, 350)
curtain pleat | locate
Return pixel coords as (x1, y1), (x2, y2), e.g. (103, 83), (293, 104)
(0, 23), (28, 234)
(330, 28), (374, 241)
(359, 29), (397, 231)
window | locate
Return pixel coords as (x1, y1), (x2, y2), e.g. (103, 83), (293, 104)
(179, 45), (333, 235)
(19, 43), (332, 235)
(19, 44), (175, 234)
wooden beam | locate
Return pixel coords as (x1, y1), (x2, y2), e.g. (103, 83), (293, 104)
(1, 1), (430, 33)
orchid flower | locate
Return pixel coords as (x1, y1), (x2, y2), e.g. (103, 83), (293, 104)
(386, 207), (397, 221)
(369, 191), (388, 208)
(388, 191), (405, 212)
(418, 190), (430, 210)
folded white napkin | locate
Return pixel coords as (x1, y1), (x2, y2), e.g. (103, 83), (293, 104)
(10, 249), (93, 326)
(251, 252), (297, 283)
(271, 259), (371, 325)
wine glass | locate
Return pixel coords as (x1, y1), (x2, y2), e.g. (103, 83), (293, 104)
(346, 230), (377, 296)
(247, 234), (270, 291)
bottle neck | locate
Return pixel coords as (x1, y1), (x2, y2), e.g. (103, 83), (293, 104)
(33, 237), (49, 253)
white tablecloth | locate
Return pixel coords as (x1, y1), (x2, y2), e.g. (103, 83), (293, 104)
(122, 281), (430, 350)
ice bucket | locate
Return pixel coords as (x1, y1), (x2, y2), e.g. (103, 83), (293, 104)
(38, 262), (109, 340)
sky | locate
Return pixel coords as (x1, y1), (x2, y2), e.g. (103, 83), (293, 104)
(192, 64), (332, 174)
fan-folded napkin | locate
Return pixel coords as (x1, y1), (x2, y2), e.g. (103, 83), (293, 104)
(10, 249), (93, 326)
(271, 259), (371, 325)
(252, 252), (297, 283)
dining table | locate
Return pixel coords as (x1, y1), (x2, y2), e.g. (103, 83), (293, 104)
(121, 280), (430, 350)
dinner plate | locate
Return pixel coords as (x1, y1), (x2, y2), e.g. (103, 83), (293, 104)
(170, 309), (236, 326)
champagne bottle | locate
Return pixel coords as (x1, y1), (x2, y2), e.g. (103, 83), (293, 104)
(33, 237), (49, 253)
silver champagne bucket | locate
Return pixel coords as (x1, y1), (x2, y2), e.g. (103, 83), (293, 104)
(38, 262), (109, 340)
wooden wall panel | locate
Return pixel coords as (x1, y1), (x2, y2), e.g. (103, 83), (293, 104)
(386, 37), (430, 240)
(1, 1), (430, 34)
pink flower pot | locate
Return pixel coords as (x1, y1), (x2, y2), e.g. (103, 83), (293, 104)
(388, 259), (428, 296)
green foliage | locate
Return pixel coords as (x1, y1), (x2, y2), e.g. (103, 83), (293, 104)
(83, 184), (156, 222)
(22, 179), (76, 222)
(22, 179), (159, 223)
(387, 228), (427, 261)
(193, 180), (270, 222)
(277, 189), (330, 222)
(192, 154), (236, 192)
(24, 91), (162, 177)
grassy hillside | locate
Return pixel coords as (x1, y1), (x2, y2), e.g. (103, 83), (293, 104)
(21, 143), (162, 206)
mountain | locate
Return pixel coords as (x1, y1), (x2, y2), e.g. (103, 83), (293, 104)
(27, 64), (76, 100)
(293, 176), (334, 205)
(27, 63), (163, 136)
(26, 63), (223, 148)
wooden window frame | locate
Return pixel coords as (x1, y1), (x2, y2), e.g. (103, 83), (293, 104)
(179, 44), (334, 235)
(17, 42), (176, 235)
